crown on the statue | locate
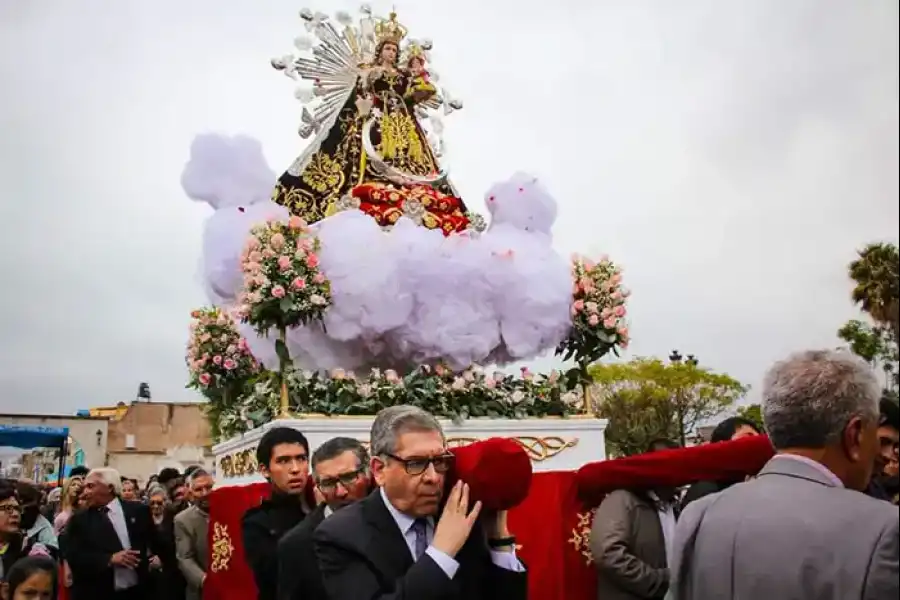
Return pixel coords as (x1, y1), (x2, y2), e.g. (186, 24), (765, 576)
(375, 12), (408, 45)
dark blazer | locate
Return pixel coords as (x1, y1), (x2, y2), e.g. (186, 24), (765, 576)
(313, 490), (528, 600)
(242, 493), (308, 600)
(65, 499), (157, 600)
(277, 504), (327, 600)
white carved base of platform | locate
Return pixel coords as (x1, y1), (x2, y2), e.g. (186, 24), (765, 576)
(213, 417), (608, 487)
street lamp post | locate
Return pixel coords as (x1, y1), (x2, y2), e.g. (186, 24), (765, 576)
(669, 350), (699, 446)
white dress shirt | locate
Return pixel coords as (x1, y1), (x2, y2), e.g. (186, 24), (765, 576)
(378, 487), (524, 579)
(106, 498), (139, 590)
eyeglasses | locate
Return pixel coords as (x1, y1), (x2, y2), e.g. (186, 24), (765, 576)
(0, 504), (21, 515)
(385, 453), (455, 476)
(316, 468), (365, 492)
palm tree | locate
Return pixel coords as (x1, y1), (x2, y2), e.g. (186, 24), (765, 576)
(849, 242), (900, 343)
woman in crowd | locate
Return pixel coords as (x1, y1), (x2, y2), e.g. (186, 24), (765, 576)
(0, 485), (26, 582)
(681, 416), (762, 510)
(148, 484), (185, 600)
(52, 478), (82, 600)
(0, 555), (57, 600)
(51, 479), (81, 535)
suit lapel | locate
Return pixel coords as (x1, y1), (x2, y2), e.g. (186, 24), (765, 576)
(361, 492), (414, 580)
(91, 507), (124, 551)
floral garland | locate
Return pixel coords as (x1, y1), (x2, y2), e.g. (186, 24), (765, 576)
(186, 307), (259, 393)
(237, 215), (332, 334)
(212, 365), (581, 438)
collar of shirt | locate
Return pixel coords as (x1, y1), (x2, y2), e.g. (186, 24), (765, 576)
(379, 487), (432, 536)
(106, 497), (122, 514)
(774, 454), (845, 488)
(323, 505), (333, 519)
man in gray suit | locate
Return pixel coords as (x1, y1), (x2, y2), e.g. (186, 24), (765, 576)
(671, 349), (899, 600)
(174, 468), (213, 600)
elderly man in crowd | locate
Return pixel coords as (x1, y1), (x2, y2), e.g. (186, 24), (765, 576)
(313, 405), (527, 600)
(64, 467), (157, 600)
(277, 437), (373, 600)
(671, 349), (899, 599)
(174, 468), (214, 600)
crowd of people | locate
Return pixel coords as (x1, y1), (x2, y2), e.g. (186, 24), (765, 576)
(0, 462), (213, 600)
(0, 349), (898, 599)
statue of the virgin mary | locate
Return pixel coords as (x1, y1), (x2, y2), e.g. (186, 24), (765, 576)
(271, 8), (472, 235)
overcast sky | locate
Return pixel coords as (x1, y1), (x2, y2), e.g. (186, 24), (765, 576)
(0, 0), (897, 415)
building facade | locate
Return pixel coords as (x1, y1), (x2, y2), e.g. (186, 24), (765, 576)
(0, 413), (109, 474)
(105, 402), (213, 483)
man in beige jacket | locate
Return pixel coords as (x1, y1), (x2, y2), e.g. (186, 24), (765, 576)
(174, 468), (213, 600)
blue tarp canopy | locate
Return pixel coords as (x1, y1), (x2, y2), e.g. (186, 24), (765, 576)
(0, 425), (68, 449)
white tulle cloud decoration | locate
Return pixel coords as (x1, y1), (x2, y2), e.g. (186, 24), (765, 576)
(186, 134), (573, 372)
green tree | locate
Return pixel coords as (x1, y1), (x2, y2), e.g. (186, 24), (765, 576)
(849, 242), (899, 343)
(590, 357), (748, 456)
(736, 403), (763, 429)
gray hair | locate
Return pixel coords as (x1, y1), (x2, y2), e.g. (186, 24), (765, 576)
(762, 349), (881, 449)
(147, 484), (167, 500)
(88, 467), (123, 497)
(186, 468), (212, 488)
(370, 405), (444, 457)
(311, 437), (370, 478)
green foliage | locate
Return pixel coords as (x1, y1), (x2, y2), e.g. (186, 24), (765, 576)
(736, 403), (763, 429)
(208, 366), (582, 442)
(849, 242), (899, 340)
(590, 357), (748, 456)
(838, 319), (894, 364)
(840, 242), (900, 393)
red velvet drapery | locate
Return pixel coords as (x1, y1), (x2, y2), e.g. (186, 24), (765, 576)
(203, 435), (775, 600)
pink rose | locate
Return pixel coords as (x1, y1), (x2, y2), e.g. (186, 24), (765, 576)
(223, 358), (236, 370)
(288, 215), (307, 230)
(212, 355), (223, 366)
(298, 238), (313, 252)
(248, 251), (263, 263)
(262, 248), (276, 259)
(313, 272), (326, 284)
(614, 305), (626, 317)
(572, 300), (585, 312)
(588, 314), (600, 327)
(199, 373), (211, 386)
(585, 301), (598, 314)
(291, 277), (307, 290)
(270, 233), (286, 250)
(277, 255), (292, 270)
(603, 317), (617, 329)
(610, 273), (622, 285)
(305, 253), (320, 268)
(272, 285), (286, 298)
